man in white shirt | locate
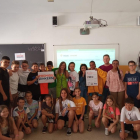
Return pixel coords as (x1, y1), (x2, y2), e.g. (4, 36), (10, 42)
(120, 97), (140, 140)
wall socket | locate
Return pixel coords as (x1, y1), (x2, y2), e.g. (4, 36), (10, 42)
(48, 0), (54, 2)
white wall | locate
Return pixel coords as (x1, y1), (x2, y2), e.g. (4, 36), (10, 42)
(0, 12), (140, 66)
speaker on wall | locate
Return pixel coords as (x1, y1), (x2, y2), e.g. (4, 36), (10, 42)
(52, 16), (57, 26)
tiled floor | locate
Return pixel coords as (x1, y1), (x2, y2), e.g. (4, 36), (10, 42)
(24, 119), (140, 140)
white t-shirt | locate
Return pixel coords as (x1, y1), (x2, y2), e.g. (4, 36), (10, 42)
(10, 72), (19, 94)
(89, 100), (103, 116)
(68, 71), (79, 91)
(18, 68), (30, 85)
(55, 99), (76, 116)
(120, 106), (140, 122)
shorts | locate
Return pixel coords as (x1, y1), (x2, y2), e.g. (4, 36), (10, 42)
(120, 123), (133, 133)
(3, 133), (10, 137)
(70, 91), (75, 98)
(24, 122), (30, 127)
(28, 116), (37, 121)
(11, 93), (18, 108)
(58, 115), (68, 122)
(74, 114), (84, 121)
(0, 93), (10, 107)
(108, 119), (114, 126)
(93, 115), (98, 119)
(89, 93), (102, 97)
(49, 87), (56, 98)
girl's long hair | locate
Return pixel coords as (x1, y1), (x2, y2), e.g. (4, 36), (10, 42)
(59, 88), (73, 111)
(105, 95), (117, 119)
(0, 105), (14, 134)
(112, 60), (121, 80)
(58, 61), (67, 77)
(79, 64), (88, 77)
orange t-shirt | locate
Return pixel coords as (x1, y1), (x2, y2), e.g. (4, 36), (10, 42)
(73, 97), (87, 115)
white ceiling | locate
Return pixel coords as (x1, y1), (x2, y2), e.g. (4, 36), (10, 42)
(0, 0), (140, 14)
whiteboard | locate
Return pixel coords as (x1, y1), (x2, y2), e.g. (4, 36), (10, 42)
(54, 44), (119, 72)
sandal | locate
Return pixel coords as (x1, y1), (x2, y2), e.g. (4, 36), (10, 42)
(87, 124), (92, 131)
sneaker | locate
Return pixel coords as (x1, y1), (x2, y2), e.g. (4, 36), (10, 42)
(42, 126), (47, 134)
(105, 128), (109, 136)
(132, 131), (138, 139)
(67, 127), (71, 136)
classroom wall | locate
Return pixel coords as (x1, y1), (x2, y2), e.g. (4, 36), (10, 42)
(0, 12), (140, 67)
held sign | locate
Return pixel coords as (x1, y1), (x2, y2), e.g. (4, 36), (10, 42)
(38, 72), (54, 83)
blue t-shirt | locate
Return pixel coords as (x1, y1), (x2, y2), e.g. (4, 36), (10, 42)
(124, 72), (140, 98)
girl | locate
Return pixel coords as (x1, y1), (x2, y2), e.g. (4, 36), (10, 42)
(55, 88), (76, 136)
(56, 62), (69, 98)
(106, 60), (125, 110)
(41, 94), (55, 134)
(79, 64), (88, 117)
(73, 87), (87, 133)
(68, 62), (79, 97)
(88, 61), (107, 100)
(102, 95), (120, 136)
(0, 105), (24, 140)
(87, 92), (103, 131)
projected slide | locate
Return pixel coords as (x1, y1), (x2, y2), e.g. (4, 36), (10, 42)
(56, 49), (115, 72)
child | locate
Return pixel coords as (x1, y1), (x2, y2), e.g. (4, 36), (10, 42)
(55, 88), (76, 136)
(68, 62), (79, 97)
(0, 105), (24, 140)
(10, 61), (20, 108)
(124, 61), (140, 110)
(99, 54), (113, 104)
(13, 97), (31, 135)
(18, 60), (30, 97)
(120, 97), (140, 140)
(56, 62), (69, 98)
(88, 61), (107, 100)
(41, 94), (55, 134)
(25, 91), (38, 128)
(102, 95), (120, 136)
(79, 64), (88, 117)
(39, 63), (46, 72)
(47, 61), (57, 104)
(107, 60), (125, 110)
(27, 63), (40, 101)
(73, 87), (86, 133)
(0, 56), (12, 107)
(87, 92), (103, 131)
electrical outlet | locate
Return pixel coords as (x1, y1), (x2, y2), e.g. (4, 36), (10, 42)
(48, 0), (54, 1)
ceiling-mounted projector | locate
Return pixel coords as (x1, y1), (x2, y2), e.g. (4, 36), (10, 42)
(83, 16), (107, 30)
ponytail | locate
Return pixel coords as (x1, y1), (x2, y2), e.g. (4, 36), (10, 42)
(117, 67), (121, 80)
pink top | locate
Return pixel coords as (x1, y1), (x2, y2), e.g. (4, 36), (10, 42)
(103, 104), (120, 119)
(89, 100), (103, 116)
(106, 70), (125, 92)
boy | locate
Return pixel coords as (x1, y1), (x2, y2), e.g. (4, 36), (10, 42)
(47, 61), (57, 104)
(18, 60), (30, 97)
(13, 97), (31, 135)
(99, 54), (113, 104)
(27, 63), (40, 101)
(25, 91), (38, 128)
(124, 61), (140, 110)
(10, 60), (19, 108)
(120, 97), (140, 140)
(39, 63), (46, 72)
(0, 56), (12, 107)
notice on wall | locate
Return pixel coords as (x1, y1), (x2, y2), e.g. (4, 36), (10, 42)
(38, 72), (54, 83)
(15, 53), (26, 60)
(86, 70), (98, 86)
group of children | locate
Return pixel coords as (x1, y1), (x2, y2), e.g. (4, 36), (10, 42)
(0, 54), (140, 140)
